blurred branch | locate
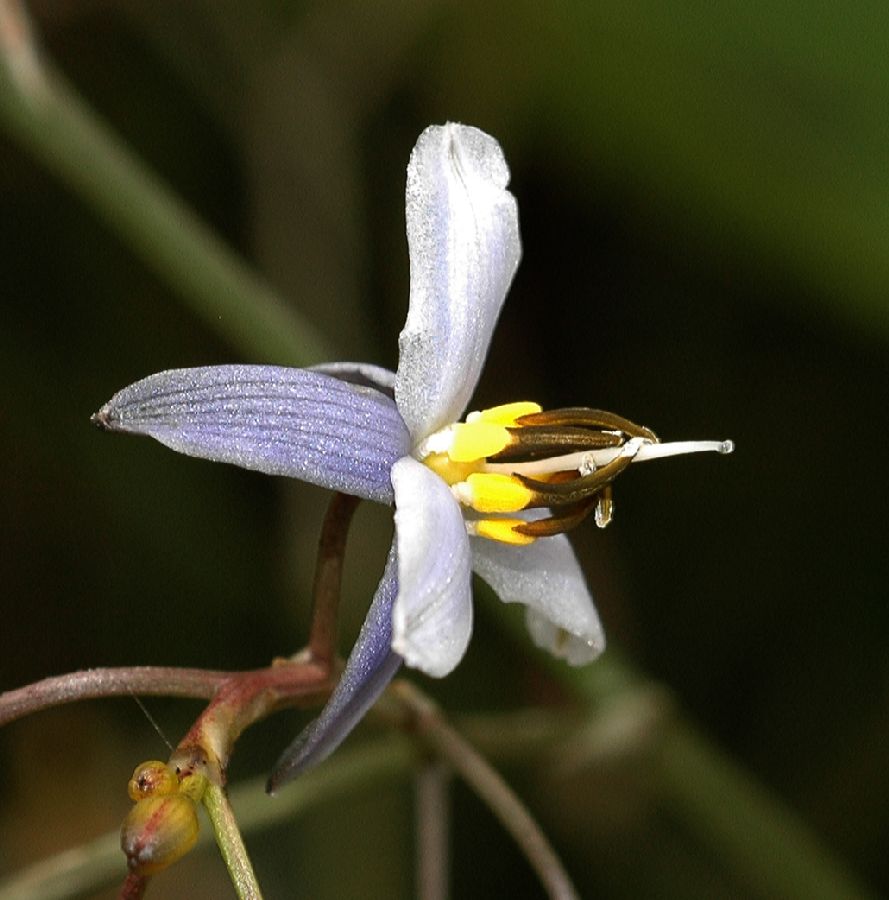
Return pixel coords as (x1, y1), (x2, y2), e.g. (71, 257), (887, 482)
(392, 681), (580, 900)
(415, 761), (450, 900)
(489, 611), (879, 900)
(0, 0), (331, 366)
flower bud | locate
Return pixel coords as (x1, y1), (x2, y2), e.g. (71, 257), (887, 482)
(121, 794), (199, 875)
(127, 760), (177, 801)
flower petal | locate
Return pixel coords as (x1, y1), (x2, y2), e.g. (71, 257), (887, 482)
(311, 361), (395, 397)
(395, 123), (521, 440)
(93, 365), (410, 504)
(470, 533), (605, 665)
(391, 456), (473, 677)
(267, 544), (402, 791)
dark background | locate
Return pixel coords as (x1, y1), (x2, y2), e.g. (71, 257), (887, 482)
(2, 3), (888, 898)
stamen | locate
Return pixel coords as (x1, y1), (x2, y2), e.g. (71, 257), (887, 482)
(516, 407), (658, 442)
(490, 425), (623, 462)
(517, 444), (639, 507)
(421, 400), (732, 544)
(513, 497), (599, 538)
(452, 472), (534, 513)
(423, 451), (478, 485)
(466, 401), (542, 425)
(449, 422), (511, 462)
(466, 518), (536, 546)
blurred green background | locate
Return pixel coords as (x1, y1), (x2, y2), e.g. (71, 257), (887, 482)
(2, 2), (888, 898)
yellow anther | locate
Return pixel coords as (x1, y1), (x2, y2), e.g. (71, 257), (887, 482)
(467, 401), (542, 426)
(449, 422), (511, 463)
(458, 472), (533, 513)
(471, 518), (536, 546)
(422, 451), (479, 485)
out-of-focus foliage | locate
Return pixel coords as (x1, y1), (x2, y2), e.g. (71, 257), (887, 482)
(1, 2), (887, 898)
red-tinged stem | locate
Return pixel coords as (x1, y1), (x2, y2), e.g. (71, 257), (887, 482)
(0, 666), (233, 727)
(172, 661), (332, 784)
(118, 872), (148, 899)
(308, 492), (360, 670)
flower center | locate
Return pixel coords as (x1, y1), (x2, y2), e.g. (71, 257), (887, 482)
(417, 402), (733, 546)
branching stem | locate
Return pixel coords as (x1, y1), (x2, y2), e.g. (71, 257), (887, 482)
(0, 667), (230, 727)
(392, 681), (580, 900)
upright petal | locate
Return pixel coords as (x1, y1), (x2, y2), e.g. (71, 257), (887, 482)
(391, 456), (473, 677)
(268, 545), (403, 791)
(471, 532), (605, 666)
(395, 123), (521, 440)
(93, 365), (410, 504)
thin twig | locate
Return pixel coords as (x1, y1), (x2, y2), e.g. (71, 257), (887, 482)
(307, 492), (361, 669)
(415, 761), (451, 900)
(0, 667), (232, 727)
(392, 681), (580, 900)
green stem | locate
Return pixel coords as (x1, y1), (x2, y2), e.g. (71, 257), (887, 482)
(202, 783), (263, 900)
(0, 15), (330, 367)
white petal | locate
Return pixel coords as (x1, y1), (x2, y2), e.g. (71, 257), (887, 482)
(310, 361), (395, 396)
(391, 456), (473, 677)
(395, 123), (521, 440)
(471, 532), (605, 666)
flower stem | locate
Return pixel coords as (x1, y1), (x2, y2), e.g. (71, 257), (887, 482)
(307, 493), (361, 670)
(0, 667), (231, 727)
(202, 783), (263, 900)
(171, 661), (331, 786)
(117, 874), (148, 900)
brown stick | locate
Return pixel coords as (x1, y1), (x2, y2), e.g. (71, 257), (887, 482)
(307, 492), (361, 669)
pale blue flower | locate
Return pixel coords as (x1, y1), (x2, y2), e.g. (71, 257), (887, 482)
(95, 124), (730, 790)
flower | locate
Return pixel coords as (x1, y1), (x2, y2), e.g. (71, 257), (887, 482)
(94, 123), (732, 790)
